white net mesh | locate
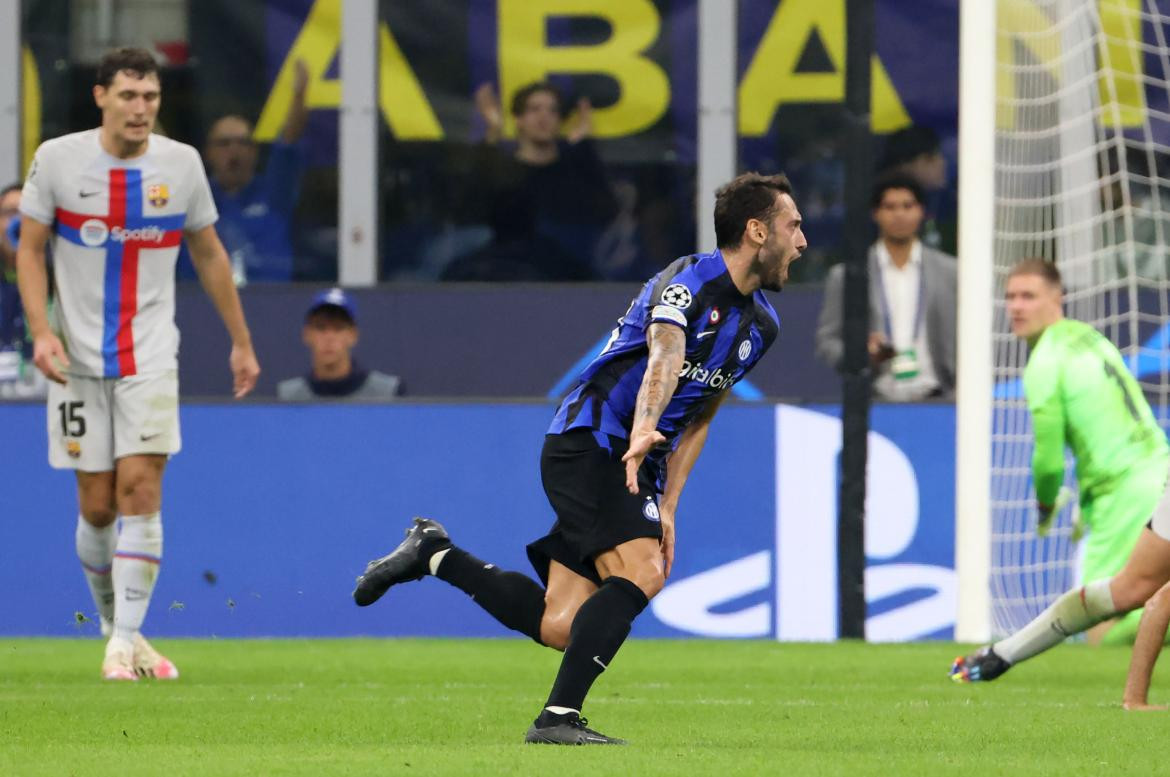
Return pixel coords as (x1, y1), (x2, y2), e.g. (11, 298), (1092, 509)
(990, 0), (1170, 636)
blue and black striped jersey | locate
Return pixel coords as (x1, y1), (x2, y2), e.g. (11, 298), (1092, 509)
(548, 250), (779, 485)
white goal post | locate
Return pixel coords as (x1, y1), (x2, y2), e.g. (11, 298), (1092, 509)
(958, 0), (1170, 641)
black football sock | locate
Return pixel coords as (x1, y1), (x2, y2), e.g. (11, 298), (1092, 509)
(433, 546), (546, 644)
(540, 576), (648, 719)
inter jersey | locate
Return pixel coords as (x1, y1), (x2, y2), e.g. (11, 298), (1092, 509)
(1025, 318), (1169, 505)
(549, 250), (780, 484)
(20, 129), (218, 378)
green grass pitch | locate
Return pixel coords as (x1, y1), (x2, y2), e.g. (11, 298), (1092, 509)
(3, 638), (1168, 776)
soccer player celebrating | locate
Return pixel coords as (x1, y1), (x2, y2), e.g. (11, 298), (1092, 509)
(952, 258), (1170, 683)
(353, 173), (805, 744)
(16, 48), (260, 680)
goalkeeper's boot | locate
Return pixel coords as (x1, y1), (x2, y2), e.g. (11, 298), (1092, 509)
(950, 645), (1011, 683)
(524, 711), (627, 745)
(353, 517), (451, 606)
(133, 633), (179, 679)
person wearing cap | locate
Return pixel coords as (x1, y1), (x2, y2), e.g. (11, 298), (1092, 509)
(276, 288), (401, 401)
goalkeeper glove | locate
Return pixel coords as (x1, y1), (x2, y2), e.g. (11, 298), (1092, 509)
(1036, 486), (1075, 537)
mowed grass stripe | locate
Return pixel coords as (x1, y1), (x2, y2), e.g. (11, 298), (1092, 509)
(2, 639), (1168, 776)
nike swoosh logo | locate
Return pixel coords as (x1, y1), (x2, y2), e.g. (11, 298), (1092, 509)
(593, 655), (608, 669)
(79, 190), (101, 198)
(139, 433), (162, 441)
(696, 330), (717, 339)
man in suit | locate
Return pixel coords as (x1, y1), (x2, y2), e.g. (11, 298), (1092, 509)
(815, 174), (957, 401)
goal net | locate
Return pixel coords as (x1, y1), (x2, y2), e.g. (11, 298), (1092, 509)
(989, 0), (1170, 636)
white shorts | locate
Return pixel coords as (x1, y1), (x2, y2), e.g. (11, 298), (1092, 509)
(47, 370), (181, 471)
(1148, 465), (1170, 542)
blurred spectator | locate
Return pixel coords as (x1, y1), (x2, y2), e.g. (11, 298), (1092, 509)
(441, 181), (590, 281)
(179, 60), (310, 283)
(0, 182), (48, 398)
(815, 174), (957, 401)
(276, 288), (401, 401)
(878, 126), (952, 252)
(464, 81), (618, 279)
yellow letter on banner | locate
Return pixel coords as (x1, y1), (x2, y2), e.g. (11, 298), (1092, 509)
(378, 25), (443, 139)
(254, 0), (441, 141)
(254, 0), (342, 141)
(1097, 0), (1145, 128)
(995, 0), (1144, 130)
(497, 0), (670, 138)
(738, 0), (910, 136)
(22, 46), (41, 176)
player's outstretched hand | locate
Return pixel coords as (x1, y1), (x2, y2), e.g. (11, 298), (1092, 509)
(622, 428), (666, 494)
(32, 331), (69, 384)
(230, 344), (260, 399)
(659, 503), (676, 578)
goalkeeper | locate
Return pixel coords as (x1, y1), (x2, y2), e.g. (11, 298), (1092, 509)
(952, 258), (1170, 683)
(1028, 268), (1169, 645)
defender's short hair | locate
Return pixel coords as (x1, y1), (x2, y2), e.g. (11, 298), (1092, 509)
(1009, 257), (1062, 287)
(96, 47), (159, 88)
(713, 173), (794, 249)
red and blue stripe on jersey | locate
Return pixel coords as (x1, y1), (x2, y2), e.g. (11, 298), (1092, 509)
(54, 168), (185, 377)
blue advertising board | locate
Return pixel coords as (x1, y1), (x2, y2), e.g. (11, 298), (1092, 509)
(0, 401), (954, 640)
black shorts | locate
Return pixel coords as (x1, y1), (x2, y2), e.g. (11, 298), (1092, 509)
(527, 429), (663, 587)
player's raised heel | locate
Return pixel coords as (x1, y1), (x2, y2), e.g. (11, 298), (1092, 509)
(524, 712), (627, 745)
(950, 646), (1011, 683)
(352, 517), (451, 607)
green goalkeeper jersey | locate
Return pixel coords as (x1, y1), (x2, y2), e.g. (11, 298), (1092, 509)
(1024, 318), (1169, 506)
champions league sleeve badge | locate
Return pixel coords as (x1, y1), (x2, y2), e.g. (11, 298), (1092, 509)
(661, 283), (693, 309)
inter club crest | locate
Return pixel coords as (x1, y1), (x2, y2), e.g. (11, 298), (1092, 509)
(147, 184), (170, 208)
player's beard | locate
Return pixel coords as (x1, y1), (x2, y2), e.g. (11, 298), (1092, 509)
(758, 242), (791, 293)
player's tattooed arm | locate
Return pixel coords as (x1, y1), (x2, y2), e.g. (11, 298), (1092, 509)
(636, 322), (686, 425)
(621, 323), (686, 494)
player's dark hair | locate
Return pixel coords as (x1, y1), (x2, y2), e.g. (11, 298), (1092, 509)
(510, 82), (564, 118)
(96, 47), (159, 88)
(1010, 257), (1062, 287)
(870, 173), (925, 208)
(713, 172), (794, 249)
(1, 182), (21, 199)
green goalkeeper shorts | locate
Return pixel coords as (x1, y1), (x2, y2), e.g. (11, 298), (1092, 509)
(1080, 463), (1169, 584)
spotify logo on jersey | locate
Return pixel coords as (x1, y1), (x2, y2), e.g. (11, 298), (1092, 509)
(80, 219), (109, 247)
